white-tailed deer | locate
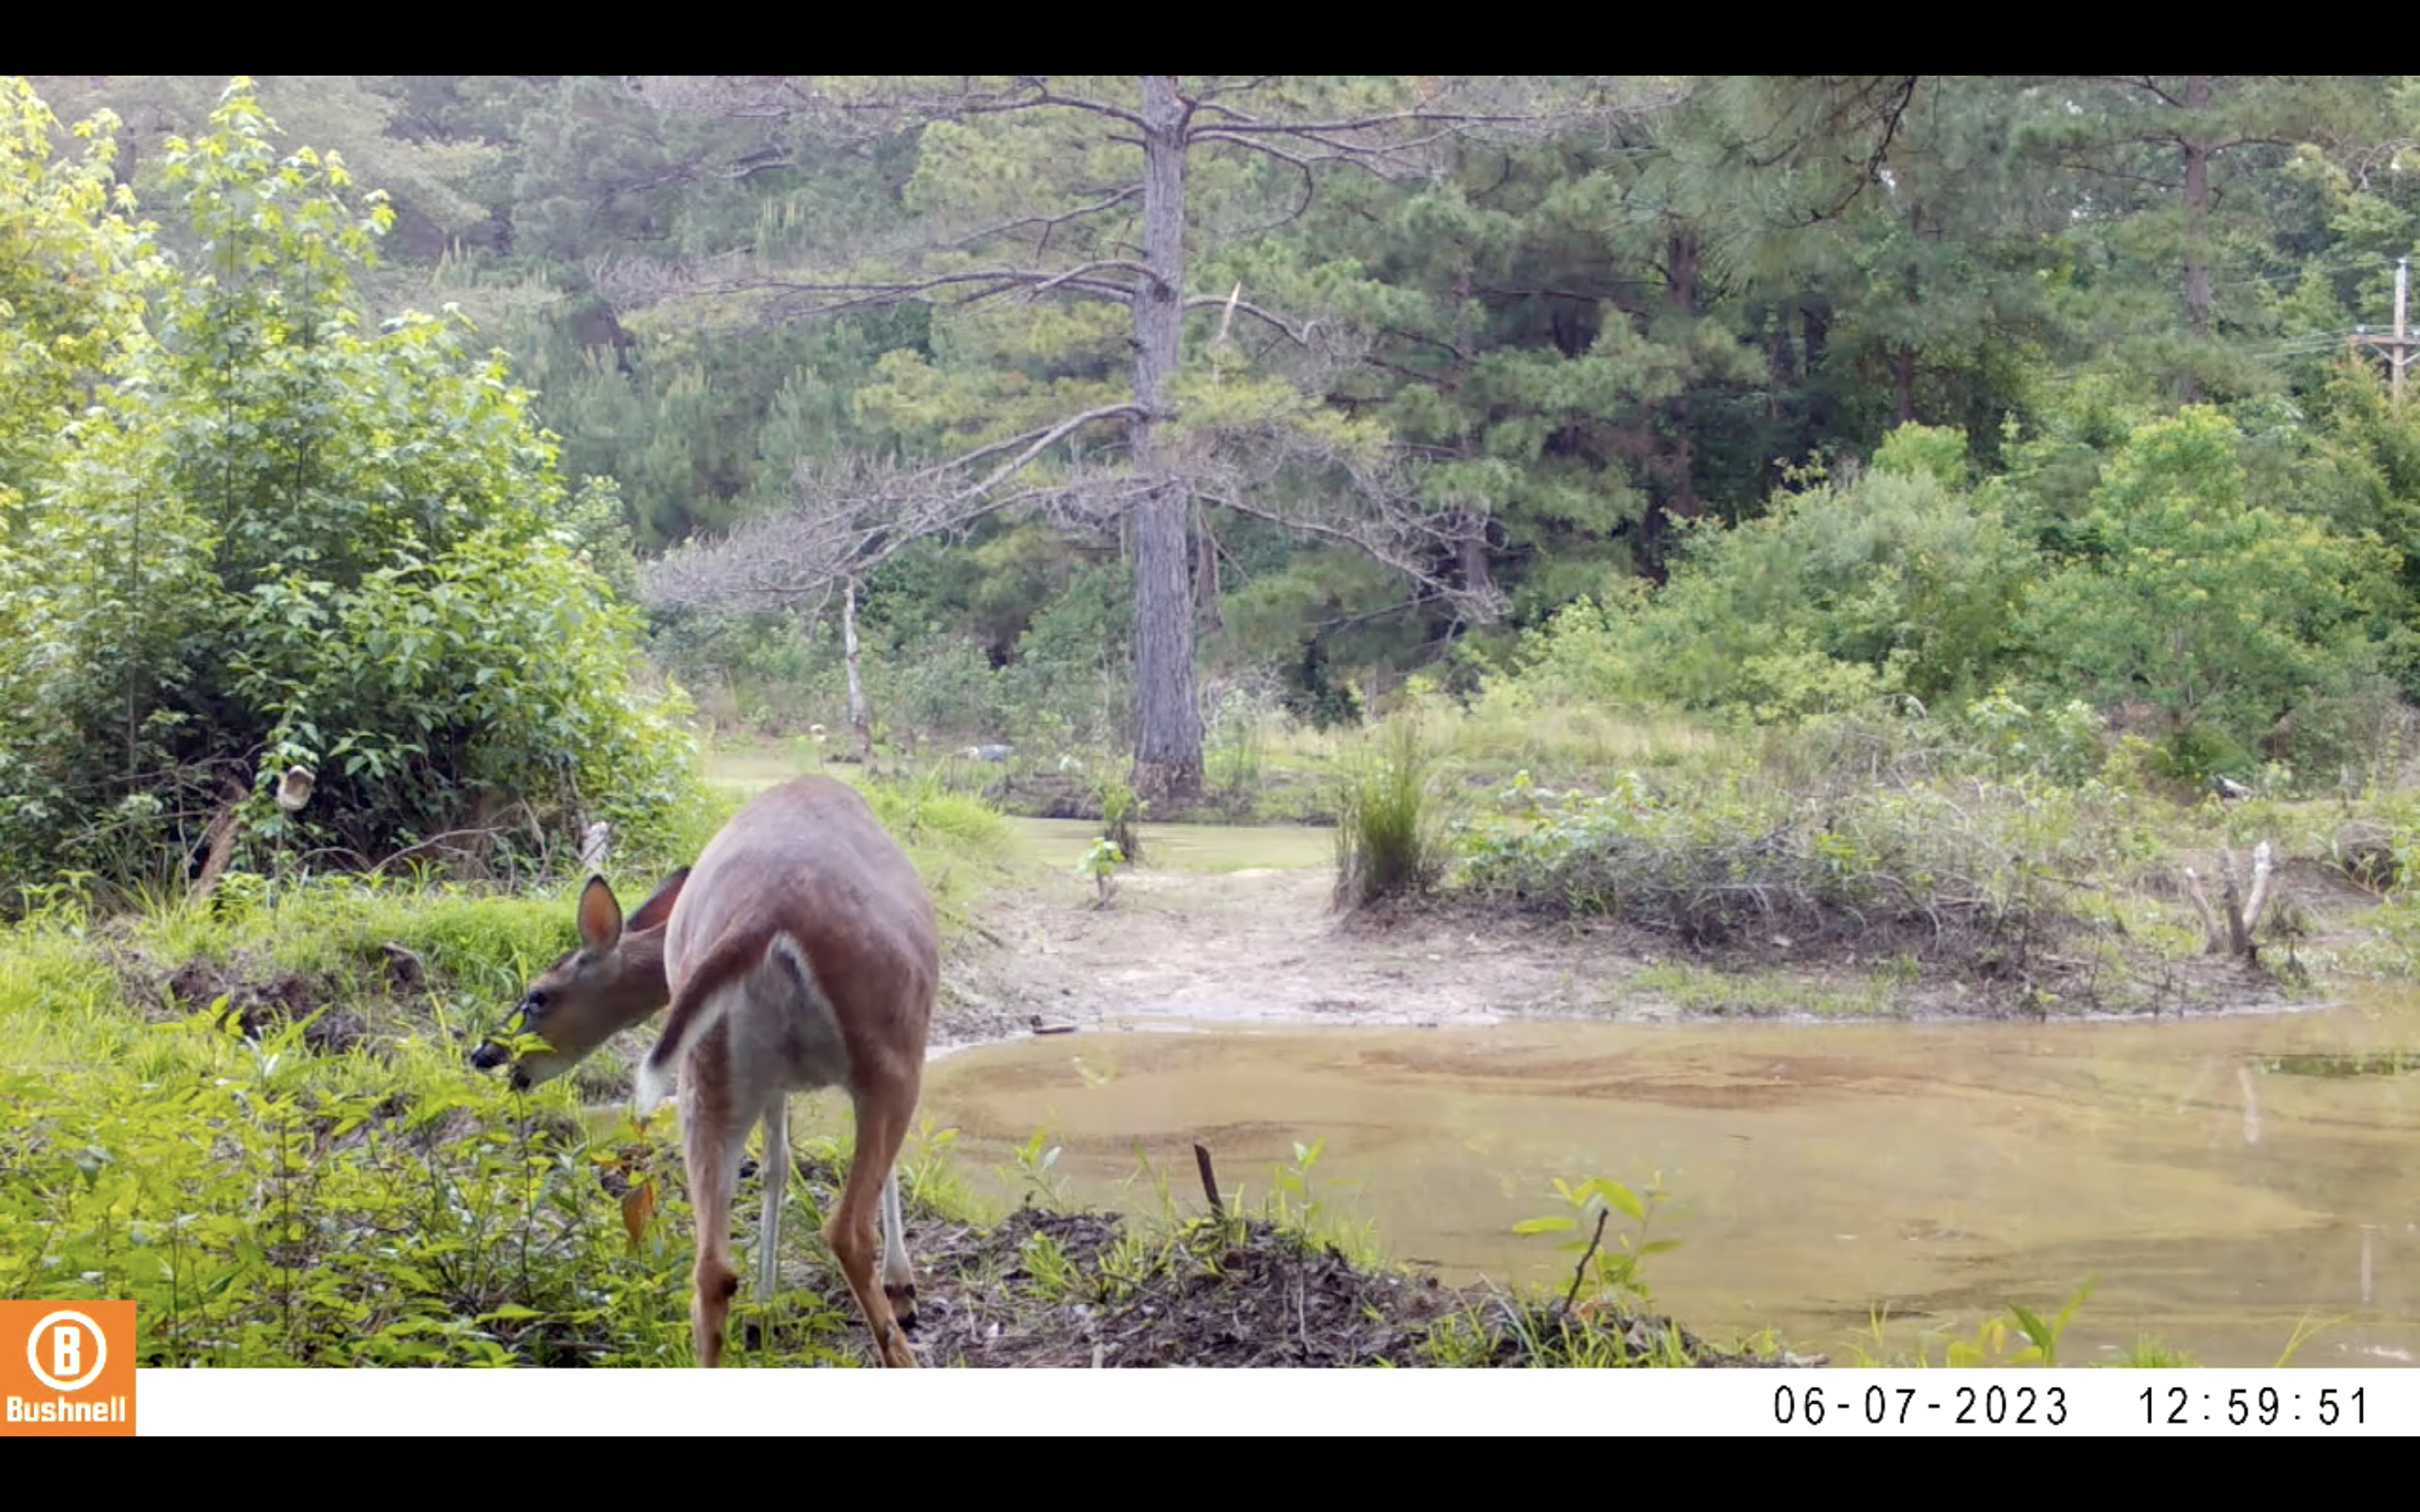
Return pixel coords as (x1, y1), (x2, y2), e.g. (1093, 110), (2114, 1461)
(469, 775), (939, 1369)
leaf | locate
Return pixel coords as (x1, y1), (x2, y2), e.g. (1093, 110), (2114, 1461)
(2054, 1279), (2096, 1330)
(621, 1177), (656, 1246)
(1584, 1179), (1646, 1222)
(2008, 1301), (2052, 1351)
(1512, 1215), (1576, 1235)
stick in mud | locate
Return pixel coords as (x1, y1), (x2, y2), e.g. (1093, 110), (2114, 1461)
(1562, 1208), (1610, 1319)
(1193, 1142), (1226, 1218)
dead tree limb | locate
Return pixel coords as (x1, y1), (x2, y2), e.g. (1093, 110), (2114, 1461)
(2242, 840), (2276, 938)
(188, 774), (252, 905)
(2219, 851), (2250, 958)
(2182, 865), (2222, 954)
(2186, 840), (2277, 961)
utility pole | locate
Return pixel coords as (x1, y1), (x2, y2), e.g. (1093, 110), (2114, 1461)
(2381, 255), (2400, 403)
(2354, 256), (2416, 404)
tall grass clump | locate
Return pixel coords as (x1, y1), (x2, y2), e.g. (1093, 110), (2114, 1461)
(1332, 715), (1451, 910)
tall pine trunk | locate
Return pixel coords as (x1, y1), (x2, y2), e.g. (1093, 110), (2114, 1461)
(1128, 75), (1204, 805)
(2179, 74), (2213, 404)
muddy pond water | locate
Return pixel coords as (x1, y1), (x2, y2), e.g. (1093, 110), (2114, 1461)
(907, 992), (2420, 1369)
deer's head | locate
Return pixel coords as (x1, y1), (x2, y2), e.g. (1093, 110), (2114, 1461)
(471, 869), (689, 1090)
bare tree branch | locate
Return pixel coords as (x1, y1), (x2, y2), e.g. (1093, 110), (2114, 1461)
(1181, 293), (1312, 345)
(596, 257), (1139, 317)
(937, 184), (1146, 255)
(1186, 104), (1540, 137)
(629, 75), (1150, 131)
(641, 403), (1147, 620)
(1192, 126), (1441, 185)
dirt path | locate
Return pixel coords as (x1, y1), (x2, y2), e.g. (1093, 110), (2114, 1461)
(937, 856), (1688, 1047)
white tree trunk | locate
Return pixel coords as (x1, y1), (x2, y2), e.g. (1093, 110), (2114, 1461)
(844, 575), (872, 764)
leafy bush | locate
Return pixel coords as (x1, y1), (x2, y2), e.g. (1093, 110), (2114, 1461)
(0, 79), (700, 905)
(0, 1015), (712, 1367)
(1509, 428), (2037, 718)
(2012, 407), (2412, 785)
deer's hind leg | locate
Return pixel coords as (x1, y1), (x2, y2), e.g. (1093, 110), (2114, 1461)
(881, 1159), (918, 1330)
(679, 1022), (751, 1368)
(755, 1093), (791, 1305)
(825, 1075), (920, 1368)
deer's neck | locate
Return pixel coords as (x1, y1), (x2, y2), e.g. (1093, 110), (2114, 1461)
(607, 927), (676, 1035)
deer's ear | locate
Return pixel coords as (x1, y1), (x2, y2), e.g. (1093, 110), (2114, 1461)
(628, 867), (691, 933)
(576, 875), (623, 953)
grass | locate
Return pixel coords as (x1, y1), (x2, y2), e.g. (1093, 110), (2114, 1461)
(1333, 714), (1452, 911)
(0, 984), (715, 1366)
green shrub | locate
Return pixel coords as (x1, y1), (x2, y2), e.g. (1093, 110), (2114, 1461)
(0, 79), (701, 906)
(2011, 407), (2412, 788)
(1507, 440), (2037, 718)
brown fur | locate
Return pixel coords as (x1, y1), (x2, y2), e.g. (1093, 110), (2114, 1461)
(469, 868), (688, 1089)
(472, 775), (939, 1370)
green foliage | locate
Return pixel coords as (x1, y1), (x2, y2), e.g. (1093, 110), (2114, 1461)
(2006, 1279), (2095, 1368)
(1205, 689), (1273, 796)
(0, 900), (713, 1366)
(1960, 686), (2111, 787)
(1077, 837), (1124, 906)
(0, 78), (161, 517)
(1512, 1173), (1680, 1316)
(1870, 422), (1973, 490)
(1849, 1281), (2094, 1368)
(0, 78), (701, 903)
(1095, 774), (1143, 864)
(1006, 1127), (1070, 1209)
(1514, 443), (2036, 717)
(2013, 407), (2411, 785)
(1458, 726), (2163, 994)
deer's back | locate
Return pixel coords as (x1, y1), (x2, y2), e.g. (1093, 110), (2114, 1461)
(666, 776), (940, 1010)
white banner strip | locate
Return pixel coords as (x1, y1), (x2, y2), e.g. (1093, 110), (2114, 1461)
(108, 1368), (2407, 1436)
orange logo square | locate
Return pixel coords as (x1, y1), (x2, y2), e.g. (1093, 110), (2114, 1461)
(0, 1300), (136, 1437)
